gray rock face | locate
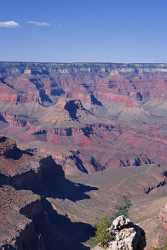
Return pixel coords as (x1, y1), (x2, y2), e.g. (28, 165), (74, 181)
(112, 216), (131, 231)
(108, 216), (146, 250)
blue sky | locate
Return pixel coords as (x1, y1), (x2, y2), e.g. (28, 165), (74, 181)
(0, 0), (167, 62)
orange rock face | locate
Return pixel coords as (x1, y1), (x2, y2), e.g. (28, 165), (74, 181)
(1, 63), (167, 175)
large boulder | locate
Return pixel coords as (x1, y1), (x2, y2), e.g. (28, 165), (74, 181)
(108, 215), (146, 250)
(112, 215), (130, 231)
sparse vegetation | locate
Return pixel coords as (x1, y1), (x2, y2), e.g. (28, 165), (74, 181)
(113, 196), (132, 218)
(88, 216), (113, 248)
(88, 196), (132, 248)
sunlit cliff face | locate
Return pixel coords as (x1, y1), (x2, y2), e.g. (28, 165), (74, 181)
(0, 63), (167, 175)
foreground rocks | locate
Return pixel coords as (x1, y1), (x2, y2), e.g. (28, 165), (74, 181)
(93, 216), (146, 250)
(108, 216), (146, 250)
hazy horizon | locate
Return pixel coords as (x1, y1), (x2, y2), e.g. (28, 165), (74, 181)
(0, 61), (167, 64)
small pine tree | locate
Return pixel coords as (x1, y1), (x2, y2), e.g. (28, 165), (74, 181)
(114, 196), (132, 218)
(94, 217), (112, 248)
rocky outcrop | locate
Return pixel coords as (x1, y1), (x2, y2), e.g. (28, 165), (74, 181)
(0, 137), (40, 180)
(108, 216), (146, 250)
(92, 216), (146, 250)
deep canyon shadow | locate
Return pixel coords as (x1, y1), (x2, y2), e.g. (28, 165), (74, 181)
(0, 156), (98, 250)
(20, 198), (95, 250)
(8, 156), (98, 202)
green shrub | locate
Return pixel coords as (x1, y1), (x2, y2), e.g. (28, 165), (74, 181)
(94, 216), (113, 248)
